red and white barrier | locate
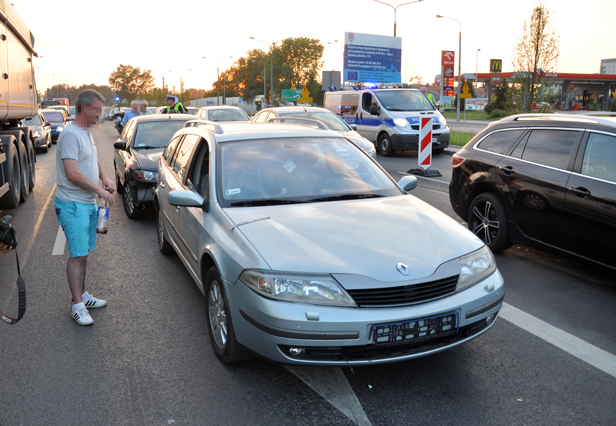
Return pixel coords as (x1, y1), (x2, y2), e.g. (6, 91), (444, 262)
(418, 117), (432, 169)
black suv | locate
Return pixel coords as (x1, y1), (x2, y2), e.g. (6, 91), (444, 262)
(449, 113), (616, 273)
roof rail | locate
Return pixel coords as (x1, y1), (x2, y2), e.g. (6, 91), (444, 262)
(183, 119), (224, 134)
(267, 117), (329, 130)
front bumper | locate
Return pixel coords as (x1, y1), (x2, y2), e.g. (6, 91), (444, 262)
(227, 269), (504, 365)
(391, 129), (450, 152)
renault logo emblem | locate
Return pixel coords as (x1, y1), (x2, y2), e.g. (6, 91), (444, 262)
(397, 263), (410, 276)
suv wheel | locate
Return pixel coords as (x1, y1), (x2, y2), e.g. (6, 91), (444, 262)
(468, 193), (511, 252)
(378, 133), (395, 157)
(205, 267), (252, 363)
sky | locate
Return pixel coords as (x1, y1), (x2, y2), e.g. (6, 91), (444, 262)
(13, 0), (616, 95)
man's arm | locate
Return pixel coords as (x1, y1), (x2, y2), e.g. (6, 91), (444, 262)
(63, 159), (114, 206)
(0, 242), (12, 253)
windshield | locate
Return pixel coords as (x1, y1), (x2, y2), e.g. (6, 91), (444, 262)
(42, 111), (64, 122)
(218, 137), (400, 207)
(278, 111), (349, 132)
(132, 120), (189, 149)
(23, 115), (43, 126)
(206, 109), (249, 122)
(374, 90), (434, 112)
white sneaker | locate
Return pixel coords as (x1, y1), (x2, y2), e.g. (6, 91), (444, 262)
(72, 304), (93, 326)
(83, 292), (107, 308)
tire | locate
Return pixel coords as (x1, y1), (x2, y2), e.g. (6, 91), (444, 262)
(156, 203), (174, 255)
(0, 145), (21, 209)
(19, 142), (29, 202)
(27, 139), (36, 191)
(205, 267), (252, 363)
(378, 133), (395, 157)
(40, 141), (49, 153)
(433, 147), (445, 155)
(122, 182), (147, 219)
(467, 193), (512, 252)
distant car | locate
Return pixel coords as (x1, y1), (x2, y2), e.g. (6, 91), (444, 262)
(48, 105), (71, 119)
(155, 121), (504, 365)
(23, 112), (52, 153)
(252, 106), (377, 159)
(195, 105), (249, 123)
(69, 106), (76, 120)
(113, 113), (199, 219)
(186, 107), (199, 115)
(449, 113), (616, 274)
(146, 107), (158, 115)
(40, 109), (70, 143)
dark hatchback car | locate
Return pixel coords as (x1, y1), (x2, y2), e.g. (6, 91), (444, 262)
(450, 114), (616, 274)
(40, 108), (70, 142)
(113, 114), (198, 218)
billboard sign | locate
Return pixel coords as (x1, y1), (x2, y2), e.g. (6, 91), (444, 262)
(344, 32), (401, 84)
(441, 51), (455, 97)
(282, 89), (301, 101)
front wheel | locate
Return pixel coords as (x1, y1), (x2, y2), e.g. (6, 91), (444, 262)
(205, 267), (252, 364)
(122, 182), (147, 219)
(378, 133), (395, 157)
(467, 193), (511, 252)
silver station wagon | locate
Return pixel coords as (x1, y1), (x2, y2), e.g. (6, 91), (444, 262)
(155, 121), (504, 365)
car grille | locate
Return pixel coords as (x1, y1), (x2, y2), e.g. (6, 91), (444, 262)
(346, 275), (459, 307)
(411, 125), (441, 131)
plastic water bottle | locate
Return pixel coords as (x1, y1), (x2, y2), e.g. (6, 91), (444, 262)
(96, 194), (110, 234)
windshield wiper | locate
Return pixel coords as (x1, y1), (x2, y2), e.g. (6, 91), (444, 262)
(229, 199), (307, 207)
(308, 193), (383, 202)
(133, 145), (161, 150)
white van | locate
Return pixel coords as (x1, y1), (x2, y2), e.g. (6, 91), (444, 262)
(324, 87), (450, 156)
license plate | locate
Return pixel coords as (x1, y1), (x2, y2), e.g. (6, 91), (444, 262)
(371, 312), (458, 344)
(432, 137), (438, 143)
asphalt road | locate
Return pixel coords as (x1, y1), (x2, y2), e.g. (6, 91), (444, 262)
(0, 121), (614, 426)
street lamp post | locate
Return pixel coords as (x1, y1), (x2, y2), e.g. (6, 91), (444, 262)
(250, 37), (292, 107)
(202, 57), (233, 106)
(168, 69), (192, 103)
(476, 48), (481, 87)
(437, 14), (462, 121)
(374, 0), (424, 37)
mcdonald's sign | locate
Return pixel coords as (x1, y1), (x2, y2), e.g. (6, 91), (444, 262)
(490, 59), (502, 73)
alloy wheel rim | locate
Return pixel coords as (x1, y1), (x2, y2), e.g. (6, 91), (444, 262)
(471, 201), (499, 245)
(208, 281), (227, 350)
(123, 188), (135, 214)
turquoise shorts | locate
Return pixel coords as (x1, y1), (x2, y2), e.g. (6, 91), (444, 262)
(55, 197), (97, 257)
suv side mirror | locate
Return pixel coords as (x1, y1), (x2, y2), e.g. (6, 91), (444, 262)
(114, 141), (127, 150)
(370, 104), (380, 116)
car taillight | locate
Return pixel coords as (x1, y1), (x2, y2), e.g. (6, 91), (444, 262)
(452, 154), (465, 167)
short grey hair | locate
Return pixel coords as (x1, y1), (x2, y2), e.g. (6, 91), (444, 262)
(131, 100), (140, 107)
(139, 100), (148, 106)
(76, 89), (105, 113)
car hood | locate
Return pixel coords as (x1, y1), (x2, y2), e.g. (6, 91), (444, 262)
(224, 195), (483, 282)
(339, 130), (374, 153)
(132, 147), (165, 171)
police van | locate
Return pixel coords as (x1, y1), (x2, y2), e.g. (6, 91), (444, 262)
(323, 86), (450, 157)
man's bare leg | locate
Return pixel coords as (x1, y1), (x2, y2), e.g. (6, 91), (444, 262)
(67, 256), (88, 304)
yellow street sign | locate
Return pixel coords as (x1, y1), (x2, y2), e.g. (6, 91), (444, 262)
(298, 96), (313, 103)
(460, 93), (472, 98)
(301, 86), (310, 96)
(462, 82), (470, 93)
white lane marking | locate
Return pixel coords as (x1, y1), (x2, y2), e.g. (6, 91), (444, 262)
(501, 302), (616, 379)
(285, 366), (371, 426)
(52, 225), (66, 256)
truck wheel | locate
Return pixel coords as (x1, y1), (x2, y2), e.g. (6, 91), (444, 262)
(0, 145), (21, 209)
(19, 142), (29, 202)
(27, 140), (36, 191)
(378, 133), (395, 157)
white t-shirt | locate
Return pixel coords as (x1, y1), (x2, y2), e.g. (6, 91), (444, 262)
(55, 122), (99, 204)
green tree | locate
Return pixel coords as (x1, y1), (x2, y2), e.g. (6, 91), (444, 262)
(109, 64), (155, 101)
(493, 78), (513, 111)
(277, 37), (324, 90)
(511, 1), (560, 112)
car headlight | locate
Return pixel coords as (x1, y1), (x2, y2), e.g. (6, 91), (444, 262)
(457, 246), (497, 291)
(439, 117), (447, 127)
(57, 126), (64, 131)
(240, 270), (357, 307)
(393, 117), (411, 128)
(134, 170), (158, 182)
(32, 132), (41, 138)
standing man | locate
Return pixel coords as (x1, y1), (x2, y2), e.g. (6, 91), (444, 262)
(140, 100), (153, 115)
(163, 94), (187, 114)
(55, 89), (115, 326)
(121, 100), (142, 126)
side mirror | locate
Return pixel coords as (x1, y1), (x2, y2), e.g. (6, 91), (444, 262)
(45, 122), (51, 126)
(370, 104), (380, 116)
(114, 141), (127, 150)
(168, 190), (208, 212)
(350, 124), (358, 131)
(398, 176), (418, 192)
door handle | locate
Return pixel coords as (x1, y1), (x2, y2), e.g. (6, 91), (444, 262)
(360, 112), (363, 121)
(499, 165), (516, 175)
(568, 187), (591, 198)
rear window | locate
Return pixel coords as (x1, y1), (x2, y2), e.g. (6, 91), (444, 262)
(42, 112), (64, 121)
(477, 129), (525, 154)
(519, 129), (579, 170)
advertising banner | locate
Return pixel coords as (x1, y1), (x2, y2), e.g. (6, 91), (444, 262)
(344, 32), (402, 84)
(441, 51), (455, 97)
(465, 98), (489, 111)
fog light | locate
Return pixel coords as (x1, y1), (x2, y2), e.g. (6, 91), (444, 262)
(288, 347), (305, 357)
(485, 314), (495, 325)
